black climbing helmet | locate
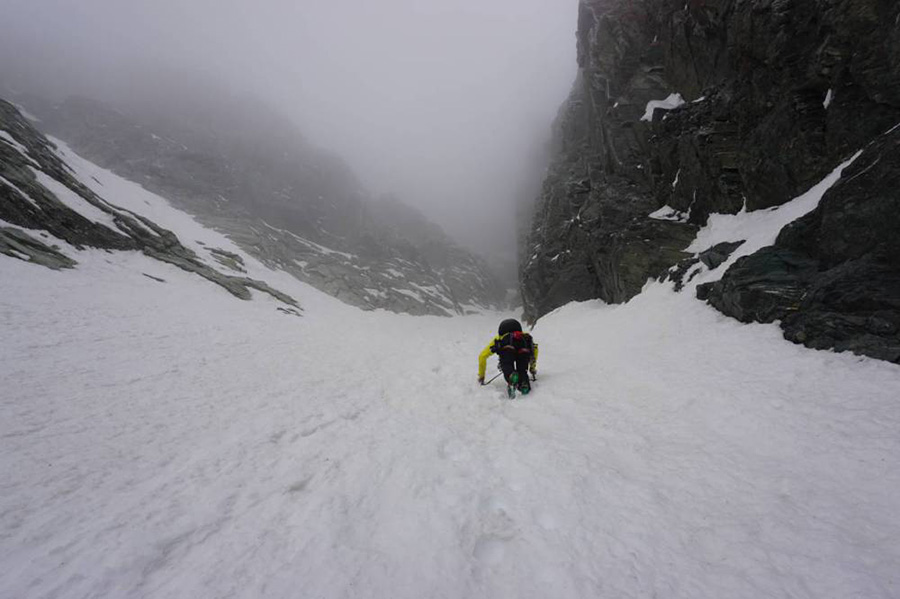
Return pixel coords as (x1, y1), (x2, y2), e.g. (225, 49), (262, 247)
(498, 318), (523, 336)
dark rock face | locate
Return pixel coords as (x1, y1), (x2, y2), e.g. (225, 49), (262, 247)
(28, 95), (505, 316)
(697, 247), (820, 321)
(664, 240), (743, 292)
(523, 0), (900, 363)
(521, 74), (698, 320)
(0, 225), (77, 270)
(0, 100), (299, 308)
(701, 127), (900, 363)
(699, 240), (744, 270)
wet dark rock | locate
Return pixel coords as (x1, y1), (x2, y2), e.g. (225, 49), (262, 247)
(661, 256), (700, 293)
(662, 240), (744, 293)
(699, 241), (744, 271)
(703, 127), (900, 364)
(698, 247), (820, 323)
(521, 79), (698, 319)
(209, 247), (247, 273)
(0, 226), (77, 270)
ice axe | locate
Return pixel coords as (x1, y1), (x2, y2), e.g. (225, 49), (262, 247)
(482, 373), (503, 385)
(482, 371), (536, 386)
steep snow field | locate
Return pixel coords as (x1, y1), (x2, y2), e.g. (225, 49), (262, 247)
(3, 148), (900, 599)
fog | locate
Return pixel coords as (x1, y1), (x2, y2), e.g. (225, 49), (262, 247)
(0, 0), (577, 264)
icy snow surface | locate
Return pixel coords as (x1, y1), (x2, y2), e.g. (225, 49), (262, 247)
(2, 148), (900, 599)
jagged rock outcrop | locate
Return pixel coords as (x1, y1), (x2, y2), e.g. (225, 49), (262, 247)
(523, 0), (900, 363)
(663, 240), (744, 292)
(0, 100), (299, 308)
(699, 126), (900, 363)
(22, 94), (504, 316)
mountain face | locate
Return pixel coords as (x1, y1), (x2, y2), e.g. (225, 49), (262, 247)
(522, 0), (900, 363)
(0, 99), (300, 310)
(11, 94), (505, 316)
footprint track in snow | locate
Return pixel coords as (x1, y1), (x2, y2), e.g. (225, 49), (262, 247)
(438, 438), (470, 463)
(472, 495), (519, 567)
(473, 535), (507, 566)
(535, 509), (559, 531)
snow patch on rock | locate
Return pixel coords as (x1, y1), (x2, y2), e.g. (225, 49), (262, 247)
(641, 93), (686, 122)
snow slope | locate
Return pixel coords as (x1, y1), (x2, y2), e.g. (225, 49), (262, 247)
(2, 150), (900, 599)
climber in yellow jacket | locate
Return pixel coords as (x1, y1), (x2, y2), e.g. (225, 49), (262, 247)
(478, 318), (538, 395)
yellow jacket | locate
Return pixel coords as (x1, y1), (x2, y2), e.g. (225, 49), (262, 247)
(478, 334), (539, 379)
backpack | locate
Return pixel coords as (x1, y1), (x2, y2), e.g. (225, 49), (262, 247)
(492, 330), (534, 356)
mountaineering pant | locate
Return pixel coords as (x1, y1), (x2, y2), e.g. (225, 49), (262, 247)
(498, 350), (530, 386)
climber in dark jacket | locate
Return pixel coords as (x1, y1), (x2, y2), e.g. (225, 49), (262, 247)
(477, 318), (538, 394)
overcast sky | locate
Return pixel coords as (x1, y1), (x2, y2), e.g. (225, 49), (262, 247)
(1, 0), (577, 261)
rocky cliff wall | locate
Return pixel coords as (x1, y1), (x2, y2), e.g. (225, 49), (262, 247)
(523, 0), (900, 362)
